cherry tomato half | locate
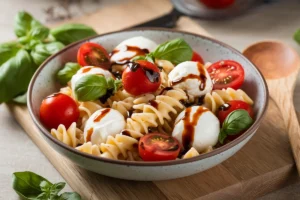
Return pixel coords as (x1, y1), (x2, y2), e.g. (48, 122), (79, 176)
(139, 133), (181, 161)
(207, 60), (245, 90)
(40, 93), (79, 129)
(218, 100), (254, 125)
(77, 42), (110, 69)
(191, 51), (204, 64)
(122, 60), (161, 96)
(200, 0), (235, 9)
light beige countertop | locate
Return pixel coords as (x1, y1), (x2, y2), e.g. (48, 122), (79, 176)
(1, 0), (300, 199)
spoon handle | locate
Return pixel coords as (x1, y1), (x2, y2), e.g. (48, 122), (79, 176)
(268, 76), (300, 174)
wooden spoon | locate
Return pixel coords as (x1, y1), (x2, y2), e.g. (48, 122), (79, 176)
(243, 41), (300, 174)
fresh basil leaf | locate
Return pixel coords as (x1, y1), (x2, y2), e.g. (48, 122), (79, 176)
(75, 74), (108, 101)
(218, 109), (253, 144)
(12, 171), (52, 200)
(152, 38), (193, 65)
(132, 55), (146, 61)
(14, 11), (45, 38)
(0, 41), (22, 66)
(50, 182), (66, 198)
(29, 26), (50, 41)
(34, 192), (49, 200)
(294, 29), (300, 45)
(51, 24), (97, 45)
(13, 92), (27, 104)
(31, 42), (65, 66)
(58, 192), (81, 200)
(56, 62), (81, 85)
(113, 79), (122, 92)
(0, 50), (36, 103)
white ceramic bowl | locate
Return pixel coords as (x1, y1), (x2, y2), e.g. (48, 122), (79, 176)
(28, 28), (268, 181)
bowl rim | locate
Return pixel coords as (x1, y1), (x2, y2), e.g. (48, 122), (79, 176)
(28, 27), (269, 167)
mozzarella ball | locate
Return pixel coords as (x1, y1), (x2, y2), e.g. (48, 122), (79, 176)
(172, 106), (220, 153)
(71, 66), (114, 92)
(84, 108), (126, 145)
(110, 36), (157, 64)
(168, 61), (213, 101)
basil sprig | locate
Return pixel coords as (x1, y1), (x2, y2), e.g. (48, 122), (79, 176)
(133, 38), (193, 65)
(218, 109), (253, 144)
(0, 11), (97, 104)
(56, 62), (81, 85)
(12, 171), (81, 200)
(75, 74), (122, 101)
(294, 29), (300, 45)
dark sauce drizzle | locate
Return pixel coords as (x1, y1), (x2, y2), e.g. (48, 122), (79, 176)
(110, 45), (149, 64)
(171, 63), (207, 91)
(127, 62), (160, 83)
(181, 106), (208, 150)
(86, 128), (93, 142)
(94, 108), (110, 122)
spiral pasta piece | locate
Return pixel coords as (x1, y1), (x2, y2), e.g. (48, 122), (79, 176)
(127, 89), (188, 133)
(76, 142), (101, 156)
(100, 135), (138, 160)
(51, 122), (84, 148)
(107, 89), (132, 106)
(204, 88), (253, 113)
(78, 101), (102, 129)
(182, 147), (199, 159)
(60, 86), (75, 100)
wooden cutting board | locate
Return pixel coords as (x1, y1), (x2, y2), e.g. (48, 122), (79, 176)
(7, 0), (300, 199)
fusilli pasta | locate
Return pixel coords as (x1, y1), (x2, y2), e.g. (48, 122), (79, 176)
(204, 88), (253, 113)
(78, 101), (102, 129)
(76, 142), (101, 156)
(126, 88), (188, 133)
(51, 122), (84, 148)
(60, 86), (75, 100)
(182, 147), (199, 159)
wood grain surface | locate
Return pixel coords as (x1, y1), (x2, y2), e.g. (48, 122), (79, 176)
(7, 0), (300, 199)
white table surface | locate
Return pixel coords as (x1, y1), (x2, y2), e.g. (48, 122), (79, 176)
(1, 0), (300, 199)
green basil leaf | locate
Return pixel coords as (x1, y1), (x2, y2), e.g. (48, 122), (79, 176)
(0, 50), (36, 103)
(294, 29), (300, 45)
(50, 182), (66, 198)
(40, 180), (52, 193)
(14, 11), (45, 38)
(0, 41), (22, 66)
(31, 42), (65, 66)
(58, 192), (81, 200)
(219, 109), (253, 144)
(51, 24), (97, 45)
(75, 74), (108, 101)
(13, 92), (27, 104)
(14, 11), (34, 37)
(113, 79), (122, 92)
(29, 26), (50, 41)
(56, 62), (81, 85)
(152, 38), (193, 65)
(33, 192), (49, 200)
(12, 171), (52, 200)
(132, 55), (146, 62)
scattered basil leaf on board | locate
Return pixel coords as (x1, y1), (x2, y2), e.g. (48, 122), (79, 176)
(56, 62), (81, 85)
(0, 41), (22, 66)
(75, 74), (122, 101)
(12, 171), (81, 200)
(294, 29), (300, 45)
(51, 24), (97, 45)
(12, 171), (51, 199)
(31, 42), (65, 66)
(0, 50), (36, 103)
(14, 11), (34, 37)
(152, 38), (193, 65)
(218, 109), (253, 144)
(29, 26), (50, 41)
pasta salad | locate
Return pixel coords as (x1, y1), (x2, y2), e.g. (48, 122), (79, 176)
(39, 36), (254, 161)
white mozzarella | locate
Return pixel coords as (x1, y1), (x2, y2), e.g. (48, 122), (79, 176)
(168, 61), (213, 101)
(172, 106), (220, 153)
(110, 36), (157, 64)
(84, 108), (126, 145)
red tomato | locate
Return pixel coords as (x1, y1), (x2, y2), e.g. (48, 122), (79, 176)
(122, 60), (161, 96)
(77, 42), (110, 69)
(40, 93), (79, 129)
(218, 100), (254, 125)
(191, 51), (204, 64)
(200, 0), (235, 9)
(139, 133), (181, 161)
(207, 60), (245, 90)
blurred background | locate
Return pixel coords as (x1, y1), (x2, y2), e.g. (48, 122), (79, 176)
(1, 0), (300, 199)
